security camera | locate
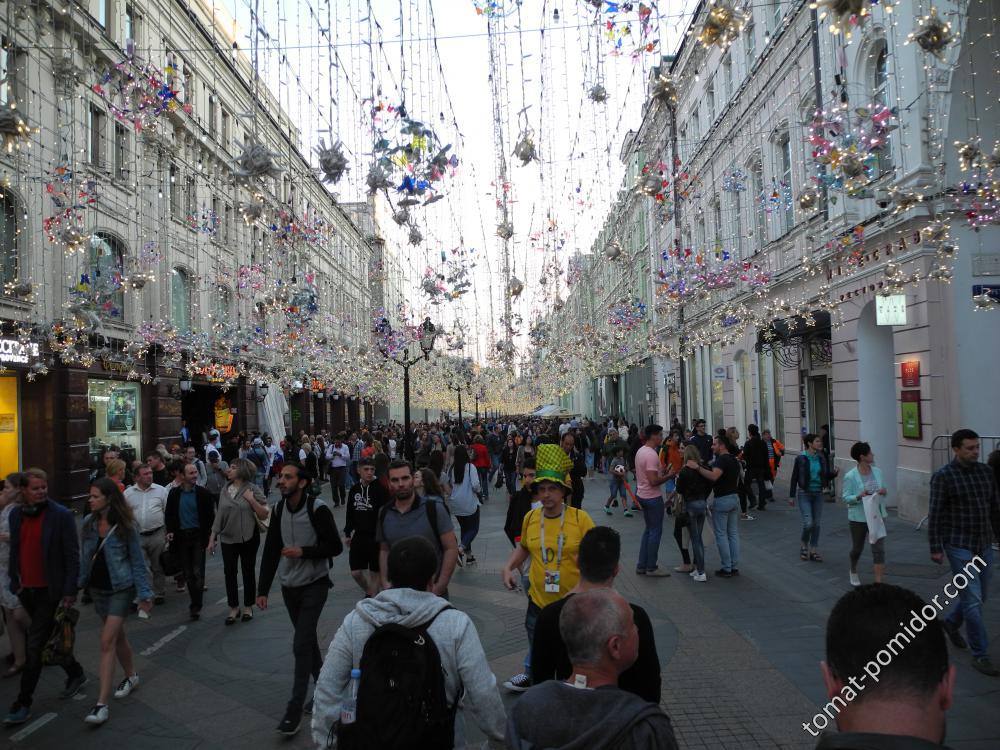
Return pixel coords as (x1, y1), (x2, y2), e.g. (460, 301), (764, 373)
(875, 188), (892, 209)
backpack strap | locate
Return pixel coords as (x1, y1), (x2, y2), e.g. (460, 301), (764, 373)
(425, 499), (444, 555)
(305, 494), (335, 569)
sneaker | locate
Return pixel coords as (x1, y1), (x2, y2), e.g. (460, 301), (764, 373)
(731, 568), (740, 576)
(741, 513), (755, 521)
(84, 704), (109, 725)
(942, 619), (968, 650)
(714, 569), (733, 578)
(624, 511), (634, 518)
(849, 572), (861, 587)
(176, 582), (186, 593)
(502, 673), (531, 692)
(688, 569), (697, 577)
(3, 702), (30, 726)
(114, 674), (139, 699)
(972, 657), (1000, 677)
(674, 564), (694, 573)
(604, 506), (612, 516)
(137, 609), (150, 620)
(465, 555), (478, 565)
(645, 568), (671, 577)
(303, 699), (313, 715)
(692, 572), (707, 582)
(276, 709), (301, 736)
(60, 672), (88, 699)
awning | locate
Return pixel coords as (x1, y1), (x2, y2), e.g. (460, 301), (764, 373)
(259, 385), (288, 440)
(755, 310), (832, 368)
(531, 404), (560, 417)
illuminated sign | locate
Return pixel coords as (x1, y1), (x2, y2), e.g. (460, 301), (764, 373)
(876, 294), (907, 326)
(195, 364), (240, 383)
(0, 339), (38, 365)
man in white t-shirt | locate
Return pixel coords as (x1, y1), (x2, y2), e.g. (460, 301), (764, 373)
(634, 424), (674, 578)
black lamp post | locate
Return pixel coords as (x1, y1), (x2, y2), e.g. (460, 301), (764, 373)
(376, 317), (437, 462)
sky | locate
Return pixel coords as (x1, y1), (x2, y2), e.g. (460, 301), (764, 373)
(222, 0), (699, 365)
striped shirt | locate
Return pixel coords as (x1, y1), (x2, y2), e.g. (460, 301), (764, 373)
(928, 459), (1000, 555)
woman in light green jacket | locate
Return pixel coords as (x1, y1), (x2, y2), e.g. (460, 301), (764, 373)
(841, 442), (888, 587)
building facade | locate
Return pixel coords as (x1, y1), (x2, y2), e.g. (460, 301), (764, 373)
(0, 0), (375, 503)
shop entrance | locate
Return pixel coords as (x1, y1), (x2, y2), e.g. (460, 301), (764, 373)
(182, 384), (237, 452)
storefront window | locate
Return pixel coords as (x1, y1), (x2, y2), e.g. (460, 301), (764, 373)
(758, 350), (771, 432)
(710, 346), (724, 432)
(772, 355), (785, 442)
(88, 379), (142, 463)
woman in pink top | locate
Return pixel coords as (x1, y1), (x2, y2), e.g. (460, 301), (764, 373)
(634, 425), (674, 577)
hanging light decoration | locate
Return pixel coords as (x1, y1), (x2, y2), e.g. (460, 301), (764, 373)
(588, 84), (609, 103)
(697, 2), (747, 50)
(907, 7), (955, 60)
(513, 130), (537, 166)
(497, 221), (514, 240)
(508, 277), (524, 298)
(233, 141), (284, 180)
(315, 139), (349, 184)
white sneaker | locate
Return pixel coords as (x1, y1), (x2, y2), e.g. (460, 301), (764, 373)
(692, 572), (707, 582)
(114, 675), (139, 699)
(849, 572), (861, 587)
(84, 704), (109, 725)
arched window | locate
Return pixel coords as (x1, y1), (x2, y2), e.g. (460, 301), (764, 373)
(870, 43), (893, 177)
(89, 233), (125, 319)
(171, 267), (191, 332)
(0, 192), (21, 290)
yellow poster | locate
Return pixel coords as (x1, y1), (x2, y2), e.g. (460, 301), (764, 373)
(0, 378), (18, 475)
(214, 394), (233, 434)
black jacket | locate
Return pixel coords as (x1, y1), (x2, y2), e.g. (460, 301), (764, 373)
(344, 480), (389, 537)
(8, 501), (79, 600)
(504, 488), (535, 547)
(790, 451), (838, 496)
(742, 436), (770, 474)
(815, 732), (952, 750)
(676, 465), (714, 501)
(165, 484), (216, 545)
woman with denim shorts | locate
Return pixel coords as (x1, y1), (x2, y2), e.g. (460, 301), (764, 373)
(78, 478), (154, 726)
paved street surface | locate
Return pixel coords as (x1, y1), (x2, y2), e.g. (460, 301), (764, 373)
(3, 474), (999, 749)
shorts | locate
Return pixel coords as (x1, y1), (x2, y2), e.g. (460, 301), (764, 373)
(348, 533), (380, 572)
(93, 587), (136, 619)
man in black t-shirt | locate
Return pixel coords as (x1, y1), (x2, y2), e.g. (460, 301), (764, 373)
(684, 435), (742, 577)
(530, 526), (661, 703)
(343, 458), (389, 597)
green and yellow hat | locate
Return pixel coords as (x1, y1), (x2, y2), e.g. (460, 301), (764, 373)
(532, 443), (573, 491)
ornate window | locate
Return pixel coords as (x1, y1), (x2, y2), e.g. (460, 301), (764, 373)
(870, 42), (893, 178)
(89, 233), (126, 319)
(0, 192), (21, 290)
(171, 267), (191, 332)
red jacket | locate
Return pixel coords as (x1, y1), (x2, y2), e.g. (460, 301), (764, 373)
(470, 442), (491, 469)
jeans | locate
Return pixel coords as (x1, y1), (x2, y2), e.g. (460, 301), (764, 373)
(16, 588), (84, 707)
(636, 496), (665, 572)
(139, 528), (166, 596)
(477, 466), (490, 500)
(608, 477), (626, 503)
(281, 578), (330, 713)
(329, 466), (347, 505)
(504, 469), (518, 495)
(686, 499), (708, 573)
(711, 493), (740, 572)
(221, 533), (260, 608)
(457, 509), (480, 554)
(585, 452), (594, 470)
(944, 545), (993, 658)
(178, 528), (206, 612)
(489, 453), (500, 480)
(798, 490), (824, 548)
(524, 600), (541, 676)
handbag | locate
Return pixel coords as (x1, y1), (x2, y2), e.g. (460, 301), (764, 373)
(42, 605), (79, 666)
(159, 541), (181, 577)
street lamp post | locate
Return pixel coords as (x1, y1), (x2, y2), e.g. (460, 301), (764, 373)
(376, 317), (437, 462)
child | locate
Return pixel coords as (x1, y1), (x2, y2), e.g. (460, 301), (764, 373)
(604, 447), (632, 517)
(504, 460), (538, 547)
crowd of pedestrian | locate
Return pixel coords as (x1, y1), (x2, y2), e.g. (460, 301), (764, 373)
(0, 414), (996, 749)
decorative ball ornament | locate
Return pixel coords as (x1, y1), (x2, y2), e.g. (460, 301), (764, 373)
(57, 225), (87, 252)
(392, 208), (410, 226)
(972, 291), (997, 311)
(605, 239), (623, 260)
(508, 277), (524, 298)
(233, 141), (284, 180)
(408, 226), (423, 245)
(648, 72), (678, 108)
(908, 8), (955, 60)
(497, 221), (514, 240)
(239, 199), (265, 224)
(8, 282), (32, 298)
(697, 2), (747, 49)
(635, 171), (663, 197)
(366, 163), (393, 194)
(840, 153), (867, 179)
(588, 84), (609, 103)
(315, 139), (349, 184)
(954, 141), (981, 171)
(798, 188), (820, 211)
(513, 132), (537, 166)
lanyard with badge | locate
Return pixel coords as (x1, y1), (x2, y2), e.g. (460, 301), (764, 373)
(540, 505), (566, 593)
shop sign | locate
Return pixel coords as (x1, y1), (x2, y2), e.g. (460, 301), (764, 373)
(711, 366), (727, 381)
(901, 390), (922, 440)
(195, 363), (239, 383)
(101, 357), (131, 374)
(900, 360), (920, 388)
(0, 338), (38, 365)
(876, 294), (907, 326)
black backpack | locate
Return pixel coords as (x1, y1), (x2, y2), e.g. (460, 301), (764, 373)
(336, 608), (455, 750)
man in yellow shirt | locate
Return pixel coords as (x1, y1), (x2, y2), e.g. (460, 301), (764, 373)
(501, 443), (595, 692)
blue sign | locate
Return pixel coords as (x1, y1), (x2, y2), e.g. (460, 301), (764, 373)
(973, 284), (1000, 301)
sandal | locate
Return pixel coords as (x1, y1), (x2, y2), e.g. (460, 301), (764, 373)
(241, 611), (253, 622)
(809, 552), (824, 562)
(800, 548), (809, 561)
(225, 615), (237, 626)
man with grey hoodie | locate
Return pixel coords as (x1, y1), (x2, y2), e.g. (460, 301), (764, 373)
(311, 536), (505, 749)
(507, 589), (679, 750)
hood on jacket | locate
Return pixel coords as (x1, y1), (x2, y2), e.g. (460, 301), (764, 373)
(354, 587), (452, 630)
